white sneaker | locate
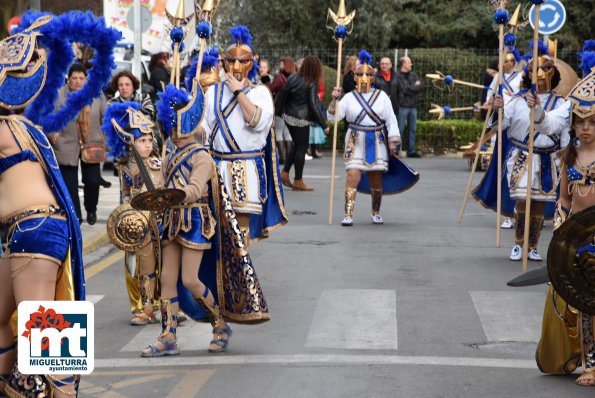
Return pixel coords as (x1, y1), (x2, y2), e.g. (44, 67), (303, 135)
(501, 218), (515, 229)
(371, 214), (383, 224)
(341, 216), (353, 226)
(305, 154), (313, 160)
(528, 249), (542, 261)
(509, 245), (522, 261)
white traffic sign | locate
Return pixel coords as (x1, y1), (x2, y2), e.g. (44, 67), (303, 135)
(529, 0), (566, 35)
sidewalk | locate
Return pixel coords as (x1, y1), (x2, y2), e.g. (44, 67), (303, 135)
(79, 169), (120, 255)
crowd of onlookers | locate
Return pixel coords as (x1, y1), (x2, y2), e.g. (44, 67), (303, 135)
(58, 46), (422, 223)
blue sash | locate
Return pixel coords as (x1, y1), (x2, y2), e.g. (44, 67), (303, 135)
(212, 83), (252, 153)
(351, 90), (384, 165)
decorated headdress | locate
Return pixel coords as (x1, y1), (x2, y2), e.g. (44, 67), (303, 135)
(354, 50), (374, 93)
(567, 40), (595, 122)
(11, 11), (120, 134)
(185, 48), (220, 93)
(103, 102), (155, 160)
(225, 25), (258, 82)
(0, 15), (52, 110)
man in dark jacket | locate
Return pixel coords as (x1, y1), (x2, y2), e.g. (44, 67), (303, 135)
(374, 57), (400, 118)
(396, 56), (422, 157)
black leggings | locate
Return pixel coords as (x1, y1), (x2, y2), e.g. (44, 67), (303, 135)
(283, 124), (309, 180)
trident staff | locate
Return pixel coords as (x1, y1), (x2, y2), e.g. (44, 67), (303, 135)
(522, 0), (546, 273)
(192, 0), (220, 82)
(327, 0), (356, 224)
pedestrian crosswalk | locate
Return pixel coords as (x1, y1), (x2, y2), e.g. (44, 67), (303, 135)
(91, 288), (547, 358)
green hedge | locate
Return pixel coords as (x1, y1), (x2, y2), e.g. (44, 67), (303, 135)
(415, 119), (484, 154)
(321, 118), (484, 154)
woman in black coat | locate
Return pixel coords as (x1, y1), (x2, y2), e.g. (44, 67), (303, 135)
(277, 55), (328, 191)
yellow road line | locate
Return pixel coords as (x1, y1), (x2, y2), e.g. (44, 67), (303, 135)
(85, 251), (124, 280)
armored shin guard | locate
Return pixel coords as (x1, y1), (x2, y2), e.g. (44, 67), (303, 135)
(528, 215), (544, 250)
(139, 273), (156, 316)
(344, 187), (357, 218)
(159, 297), (178, 340)
(370, 189), (382, 216)
(580, 314), (595, 372)
(514, 212), (526, 245)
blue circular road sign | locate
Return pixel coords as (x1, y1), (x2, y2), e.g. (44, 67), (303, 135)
(529, 0), (566, 35)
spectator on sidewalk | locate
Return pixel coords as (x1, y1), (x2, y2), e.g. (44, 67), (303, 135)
(396, 56), (422, 157)
(269, 57), (296, 164)
(374, 57), (401, 119)
(148, 52), (171, 103)
(49, 63), (107, 225)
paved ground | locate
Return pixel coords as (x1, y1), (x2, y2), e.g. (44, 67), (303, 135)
(76, 155), (590, 398)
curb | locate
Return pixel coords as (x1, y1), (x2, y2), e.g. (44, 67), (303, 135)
(83, 230), (110, 255)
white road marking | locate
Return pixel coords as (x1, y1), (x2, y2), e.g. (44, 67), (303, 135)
(305, 289), (398, 350)
(470, 290), (545, 343)
(87, 295), (104, 305)
(95, 354), (537, 369)
(120, 320), (212, 352)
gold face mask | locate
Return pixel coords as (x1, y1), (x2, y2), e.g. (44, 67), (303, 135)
(354, 64), (375, 93)
(224, 45), (253, 81)
(528, 55), (556, 92)
(199, 69), (219, 93)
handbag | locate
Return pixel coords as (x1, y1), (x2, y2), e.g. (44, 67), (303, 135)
(77, 105), (105, 164)
(535, 285), (582, 374)
(80, 142), (106, 164)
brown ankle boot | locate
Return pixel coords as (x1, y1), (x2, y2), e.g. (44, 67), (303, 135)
(292, 179), (314, 191)
(281, 170), (293, 188)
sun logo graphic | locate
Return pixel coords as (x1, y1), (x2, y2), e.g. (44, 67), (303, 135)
(18, 301), (94, 375)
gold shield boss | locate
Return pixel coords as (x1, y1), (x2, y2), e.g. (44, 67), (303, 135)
(199, 69), (219, 92)
(224, 44), (253, 81)
(354, 64), (374, 93)
(528, 55), (556, 92)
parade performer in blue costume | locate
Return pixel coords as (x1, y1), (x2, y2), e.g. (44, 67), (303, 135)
(328, 51), (418, 226)
(491, 43), (568, 261)
(138, 27), (270, 356)
(0, 11), (119, 398)
(535, 42), (595, 385)
(201, 25), (287, 244)
(104, 103), (163, 326)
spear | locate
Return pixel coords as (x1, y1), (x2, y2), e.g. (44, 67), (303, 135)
(193, 0), (220, 82)
(492, 0), (511, 247)
(326, 0), (356, 225)
(426, 71), (488, 90)
(522, 0), (546, 273)
(166, 0), (193, 87)
(429, 104), (479, 120)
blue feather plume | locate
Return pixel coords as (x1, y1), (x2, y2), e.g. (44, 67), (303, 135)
(156, 84), (191, 139)
(358, 50), (372, 66)
(584, 40), (595, 53)
(529, 39), (549, 56)
(184, 48), (219, 90)
(102, 102), (141, 160)
(579, 51), (595, 77)
(249, 57), (260, 84)
(229, 25), (252, 47)
(17, 10), (121, 134)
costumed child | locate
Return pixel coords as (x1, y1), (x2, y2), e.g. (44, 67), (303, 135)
(139, 55), (270, 357)
(535, 41), (595, 386)
(104, 103), (163, 326)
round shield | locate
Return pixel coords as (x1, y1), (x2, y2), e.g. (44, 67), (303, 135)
(547, 205), (595, 315)
(106, 204), (152, 252)
(555, 60), (579, 98)
(130, 188), (186, 212)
